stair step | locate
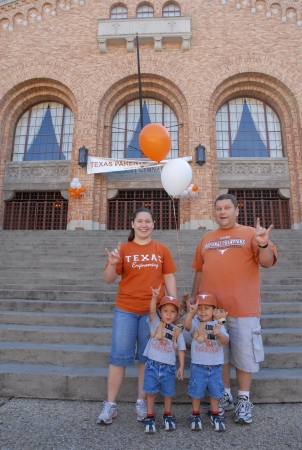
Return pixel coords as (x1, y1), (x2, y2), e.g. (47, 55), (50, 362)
(0, 342), (111, 366)
(0, 363), (301, 402)
(262, 327), (302, 345)
(0, 324), (112, 344)
(0, 299), (115, 313)
(261, 313), (302, 328)
(0, 310), (113, 327)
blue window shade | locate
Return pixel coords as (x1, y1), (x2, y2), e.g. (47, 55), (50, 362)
(232, 101), (268, 157)
(126, 102), (151, 158)
(25, 107), (66, 161)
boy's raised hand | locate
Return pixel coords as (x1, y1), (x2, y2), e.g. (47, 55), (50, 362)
(187, 301), (198, 314)
(151, 285), (161, 297)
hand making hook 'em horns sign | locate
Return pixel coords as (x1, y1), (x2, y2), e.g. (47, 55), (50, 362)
(254, 217), (273, 247)
(105, 242), (121, 265)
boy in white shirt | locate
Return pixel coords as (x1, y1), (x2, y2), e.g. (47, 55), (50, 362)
(184, 293), (229, 432)
(142, 288), (186, 433)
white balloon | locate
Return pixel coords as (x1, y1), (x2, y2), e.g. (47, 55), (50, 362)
(76, 182), (81, 188)
(70, 182), (77, 188)
(190, 191), (198, 198)
(187, 186), (193, 193)
(72, 178), (80, 183)
(161, 159), (192, 197)
(182, 189), (188, 197)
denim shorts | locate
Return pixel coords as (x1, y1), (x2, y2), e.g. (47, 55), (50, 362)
(223, 316), (264, 373)
(109, 308), (150, 366)
(142, 358), (176, 397)
(188, 363), (224, 400)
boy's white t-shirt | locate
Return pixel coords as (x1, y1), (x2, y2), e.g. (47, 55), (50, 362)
(143, 315), (186, 365)
(189, 317), (228, 365)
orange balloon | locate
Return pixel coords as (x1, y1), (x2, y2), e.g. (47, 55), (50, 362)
(192, 184), (199, 192)
(79, 186), (86, 193)
(69, 191), (76, 197)
(139, 123), (171, 162)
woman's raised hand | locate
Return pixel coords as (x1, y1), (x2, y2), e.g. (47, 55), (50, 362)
(105, 242), (121, 265)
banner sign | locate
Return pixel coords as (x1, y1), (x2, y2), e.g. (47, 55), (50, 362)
(87, 156), (192, 174)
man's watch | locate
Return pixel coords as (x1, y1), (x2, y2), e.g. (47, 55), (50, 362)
(258, 243), (269, 248)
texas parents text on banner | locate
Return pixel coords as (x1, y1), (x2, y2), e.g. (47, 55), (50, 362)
(87, 156), (192, 174)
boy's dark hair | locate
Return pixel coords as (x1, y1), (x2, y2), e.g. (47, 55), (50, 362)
(128, 207), (154, 242)
(214, 194), (238, 209)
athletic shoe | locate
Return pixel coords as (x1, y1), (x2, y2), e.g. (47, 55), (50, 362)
(135, 398), (147, 421)
(163, 414), (176, 431)
(143, 417), (156, 433)
(187, 413), (202, 431)
(211, 414), (226, 432)
(234, 396), (253, 425)
(219, 392), (235, 415)
(97, 401), (118, 425)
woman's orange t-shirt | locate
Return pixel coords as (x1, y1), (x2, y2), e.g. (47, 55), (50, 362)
(114, 240), (177, 314)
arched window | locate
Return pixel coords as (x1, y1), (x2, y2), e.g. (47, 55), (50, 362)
(137, 4), (154, 18)
(110, 5), (128, 19)
(111, 98), (178, 159)
(216, 98), (283, 158)
(163, 3), (181, 17)
(12, 102), (74, 161)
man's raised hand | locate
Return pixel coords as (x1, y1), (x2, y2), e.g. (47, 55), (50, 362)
(254, 218), (273, 247)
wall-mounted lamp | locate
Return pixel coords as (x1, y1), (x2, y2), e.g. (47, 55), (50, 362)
(195, 144), (206, 166)
(78, 146), (89, 168)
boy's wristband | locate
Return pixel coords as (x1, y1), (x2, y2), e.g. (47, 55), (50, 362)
(258, 243), (268, 248)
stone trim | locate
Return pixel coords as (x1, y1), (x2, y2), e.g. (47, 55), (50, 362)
(3, 161), (70, 193)
(218, 157), (290, 189)
(97, 16), (192, 53)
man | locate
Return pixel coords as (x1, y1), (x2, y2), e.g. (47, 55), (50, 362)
(190, 194), (277, 425)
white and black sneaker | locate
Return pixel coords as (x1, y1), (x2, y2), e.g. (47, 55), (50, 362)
(234, 396), (253, 425)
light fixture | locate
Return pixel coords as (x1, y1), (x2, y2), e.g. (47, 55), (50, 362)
(195, 144), (206, 166)
(78, 146), (89, 168)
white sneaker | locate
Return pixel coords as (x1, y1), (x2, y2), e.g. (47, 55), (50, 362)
(219, 392), (234, 415)
(234, 396), (253, 425)
(135, 398), (147, 421)
(97, 401), (118, 425)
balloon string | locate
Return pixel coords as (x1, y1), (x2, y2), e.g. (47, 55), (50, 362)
(171, 196), (185, 296)
(76, 197), (83, 228)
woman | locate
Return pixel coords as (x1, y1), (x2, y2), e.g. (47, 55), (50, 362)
(97, 207), (177, 425)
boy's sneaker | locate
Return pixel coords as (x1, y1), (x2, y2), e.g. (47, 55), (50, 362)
(163, 414), (176, 431)
(135, 398), (147, 421)
(187, 413), (202, 431)
(211, 414), (226, 432)
(143, 417), (156, 433)
(219, 392), (234, 415)
(234, 396), (253, 425)
(97, 401), (117, 425)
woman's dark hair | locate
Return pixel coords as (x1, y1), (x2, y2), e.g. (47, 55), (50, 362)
(128, 207), (154, 242)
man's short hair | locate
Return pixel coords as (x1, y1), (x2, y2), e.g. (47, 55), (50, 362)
(215, 194), (238, 208)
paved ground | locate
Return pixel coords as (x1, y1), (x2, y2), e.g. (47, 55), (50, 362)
(0, 397), (301, 450)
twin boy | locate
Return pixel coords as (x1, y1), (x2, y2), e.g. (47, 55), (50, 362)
(142, 288), (229, 433)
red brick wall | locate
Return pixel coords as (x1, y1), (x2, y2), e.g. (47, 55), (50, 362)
(0, 0), (302, 227)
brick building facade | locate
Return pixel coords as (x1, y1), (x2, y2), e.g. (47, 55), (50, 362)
(0, 0), (301, 230)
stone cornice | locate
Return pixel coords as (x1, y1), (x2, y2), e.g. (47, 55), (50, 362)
(97, 16), (192, 53)
(218, 157), (290, 189)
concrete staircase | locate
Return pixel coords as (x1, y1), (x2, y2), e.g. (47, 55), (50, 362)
(0, 230), (301, 403)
